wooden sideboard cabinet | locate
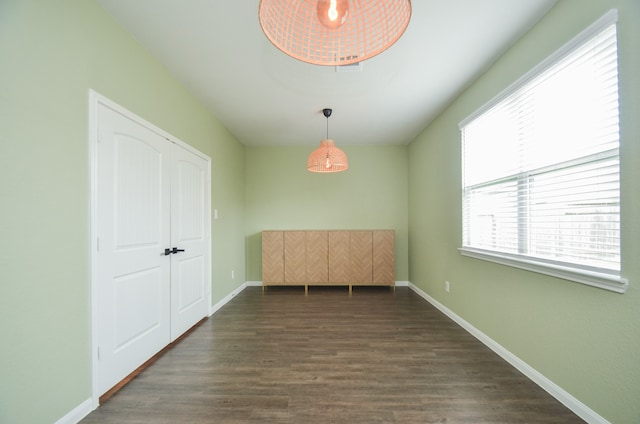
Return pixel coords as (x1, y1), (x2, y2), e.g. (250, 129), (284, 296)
(262, 230), (395, 293)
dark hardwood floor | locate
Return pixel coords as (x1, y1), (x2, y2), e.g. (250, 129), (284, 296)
(82, 286), (583, 423)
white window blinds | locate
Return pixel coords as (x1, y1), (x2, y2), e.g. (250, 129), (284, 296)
(459, 10), (626, 292)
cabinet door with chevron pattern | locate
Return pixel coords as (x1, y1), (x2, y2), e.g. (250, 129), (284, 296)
(284, 231), (306, 284)
(350, 231), (373, 284)
(262, 231), (284, 284)
(328, 231), (350, 284)
(306, 231), (328, 284)
(373, 230), (395, 285)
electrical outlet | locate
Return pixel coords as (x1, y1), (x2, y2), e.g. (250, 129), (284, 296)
(231, 270), (235, 279)
(445, 280), (450, 293)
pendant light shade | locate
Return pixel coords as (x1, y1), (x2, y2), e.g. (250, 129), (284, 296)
(258, 0), (412, 66)
(308, 140), (349, 173)
(308, 109), (348, 173)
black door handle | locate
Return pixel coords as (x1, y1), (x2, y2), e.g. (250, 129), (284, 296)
(171, 247), (185, 254)
(164, 248), (172, 256)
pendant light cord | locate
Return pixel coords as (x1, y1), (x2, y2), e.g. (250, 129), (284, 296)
(326, 115), (329, 139)
(323, 108), (332, 140)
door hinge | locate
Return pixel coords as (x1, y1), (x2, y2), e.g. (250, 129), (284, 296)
(96, 237), (100, 252)
(97, 346), (100, 360)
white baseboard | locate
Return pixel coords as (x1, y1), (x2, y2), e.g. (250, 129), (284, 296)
(243, 281), (409, 287)
(407, 282), (609, 424)
(54, 398), (93, 424)
(209, 283), (248, 316)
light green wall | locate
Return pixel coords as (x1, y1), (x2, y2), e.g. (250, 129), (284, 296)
(0, 1), (245, 423)
(3, 0), (638, 423)
(408, 0), (640, 422)
(245, 145), (408, 282)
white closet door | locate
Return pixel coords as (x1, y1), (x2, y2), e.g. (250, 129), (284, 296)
(96, 104), (172, 395)
(170, 144), (210, 340)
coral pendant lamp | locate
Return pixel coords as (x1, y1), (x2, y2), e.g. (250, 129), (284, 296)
(258, 0), (412, 66)
(307, 108), (348, 173)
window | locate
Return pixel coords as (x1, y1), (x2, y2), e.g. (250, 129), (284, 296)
(459, 10), (627, 293)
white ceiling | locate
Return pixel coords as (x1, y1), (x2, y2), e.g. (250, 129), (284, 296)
(96, 0), (557, 147)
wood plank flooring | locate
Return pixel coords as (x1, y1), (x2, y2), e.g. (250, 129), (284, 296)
(82, 286), (583, 423)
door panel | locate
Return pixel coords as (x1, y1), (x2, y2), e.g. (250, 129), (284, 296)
(113, 268), (163, 352)
(175, 257), (205, 310)
(113, 136), (163, 249)
(97, 105), (171, 395)
(170, 146), (209, 340)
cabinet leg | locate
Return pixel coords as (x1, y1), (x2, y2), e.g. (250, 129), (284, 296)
(305, 285), (308, 296)
(349, 285), (352, 296)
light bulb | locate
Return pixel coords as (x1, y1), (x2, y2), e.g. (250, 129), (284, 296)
(317, 0), (349, 29)
(325, 156), (332, 169)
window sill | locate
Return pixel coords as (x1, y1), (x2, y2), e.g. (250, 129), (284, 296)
(459, 247), (628, 293)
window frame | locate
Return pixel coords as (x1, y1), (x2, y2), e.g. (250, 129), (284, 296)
(458, 9), (628, 293)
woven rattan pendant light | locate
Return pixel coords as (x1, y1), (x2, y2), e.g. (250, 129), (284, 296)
(307, 108), (348, 173)
(258, 0), (412, 66)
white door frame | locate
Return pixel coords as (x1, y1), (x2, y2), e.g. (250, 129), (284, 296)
(88, 90), (212, 408)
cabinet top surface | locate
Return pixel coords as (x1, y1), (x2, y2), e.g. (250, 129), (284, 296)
(262, 230), (394, 232)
